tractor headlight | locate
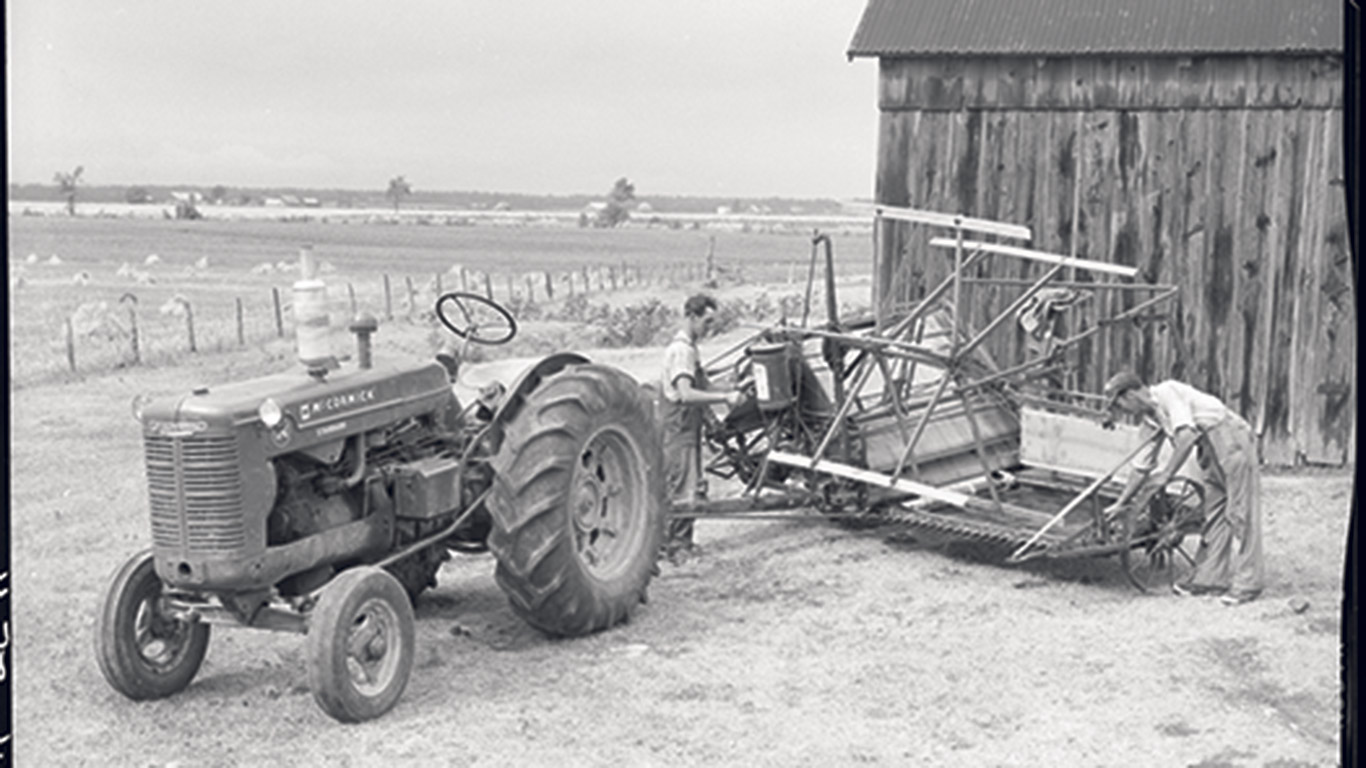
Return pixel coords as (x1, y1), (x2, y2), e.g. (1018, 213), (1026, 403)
(131, 393), (152, 422)
(258, 398), (284, 428)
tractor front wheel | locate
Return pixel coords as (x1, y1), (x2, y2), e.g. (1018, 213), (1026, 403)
(488, 363), (666, 636)
(95, 549), (210, 700)
(306, 566), (415, 723)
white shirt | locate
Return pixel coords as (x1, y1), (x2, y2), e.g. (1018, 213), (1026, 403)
(660, 328), (700, 403)
(1133, 380), (1231, 471)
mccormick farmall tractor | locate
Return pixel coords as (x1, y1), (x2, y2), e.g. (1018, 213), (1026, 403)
(95, 249), (666, 722)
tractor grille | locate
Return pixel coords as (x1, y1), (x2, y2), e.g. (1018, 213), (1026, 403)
(144, 434), (247, 553)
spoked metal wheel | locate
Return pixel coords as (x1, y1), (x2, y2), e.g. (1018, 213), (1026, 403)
(571, 427), (650, 579)
(1121, 477), (1204, 593)
(95, 550), (210, 700)
(306, 566), (415, 723)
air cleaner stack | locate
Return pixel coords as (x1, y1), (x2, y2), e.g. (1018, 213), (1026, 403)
(293, 245), (334, 373)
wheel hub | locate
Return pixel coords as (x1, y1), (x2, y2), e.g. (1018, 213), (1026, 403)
(347, 600), (400, 694)
(135, 596), (189, 669)
(570, 428), (645, 579)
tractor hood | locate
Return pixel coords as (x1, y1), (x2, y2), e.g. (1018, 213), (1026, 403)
(141, 361), (452, 432)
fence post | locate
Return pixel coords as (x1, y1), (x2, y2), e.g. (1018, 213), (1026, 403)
(348, 282), (357, 315)
(582, 266), (591, 293)
(65, 317), (76, 373)
(235, 297), (244, 346)
(435, 272), (443, 296)
(120, 292), (140, 365)
(566, 272), (575, 297)
(184, 301), (197, 353)
(609, 266), (617, 291)
(505, 273), (515, 301)
(460, 267), (470, 292)
(384, 274), (393, 320)
(706, 235), (716, 282)
(483, 272), (493, 300)
(405, 276), (416, 319)
(272, 287), (284, 337)
(544, 271), (555, 300)
(526, 275), (536, 302)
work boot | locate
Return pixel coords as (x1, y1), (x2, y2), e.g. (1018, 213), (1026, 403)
(1172, 582), (1223, 597)
(665, 541), (700, 566)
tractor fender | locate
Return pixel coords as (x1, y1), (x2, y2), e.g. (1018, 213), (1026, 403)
(488, 352), (591, 428)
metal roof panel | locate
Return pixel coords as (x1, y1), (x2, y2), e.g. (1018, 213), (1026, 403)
(847, 0), (1343, 57)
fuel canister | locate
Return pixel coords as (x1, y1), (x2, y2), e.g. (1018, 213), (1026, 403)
(746, 341), (796, 412)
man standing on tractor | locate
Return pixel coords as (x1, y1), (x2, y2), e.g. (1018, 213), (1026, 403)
(659, 294), (744, 562)
(1101, 371), (1264, 605)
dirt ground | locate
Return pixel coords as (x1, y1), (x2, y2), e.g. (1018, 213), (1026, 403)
(7, 313), (1352, 767)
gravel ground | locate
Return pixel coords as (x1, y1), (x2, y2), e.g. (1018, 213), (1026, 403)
(8, 325), (1351, 767)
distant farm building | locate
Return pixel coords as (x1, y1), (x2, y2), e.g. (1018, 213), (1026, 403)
(848, 0), (1350, 464)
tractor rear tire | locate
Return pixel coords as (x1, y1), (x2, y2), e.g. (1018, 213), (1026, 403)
(95, 549), (210, 701)
(488, 363), (666, 637)
(306, 566), (415, 723)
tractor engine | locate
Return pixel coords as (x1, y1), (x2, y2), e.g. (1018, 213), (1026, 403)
(136, 353), (487, 600)
(263, 413), (493, 597)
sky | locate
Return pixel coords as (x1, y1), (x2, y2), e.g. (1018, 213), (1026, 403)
(6, 1), (879, 199)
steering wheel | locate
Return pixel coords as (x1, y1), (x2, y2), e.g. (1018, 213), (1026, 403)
(435, 292), (518, 345)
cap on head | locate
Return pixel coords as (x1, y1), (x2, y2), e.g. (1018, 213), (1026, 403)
(1103, 371), (1145, 410)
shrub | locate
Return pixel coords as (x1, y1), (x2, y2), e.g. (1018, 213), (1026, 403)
(598, 299), (676, 348)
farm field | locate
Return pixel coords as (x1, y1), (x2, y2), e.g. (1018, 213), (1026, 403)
(7, 214), (872, 386)
(6, 214), (1351, 766)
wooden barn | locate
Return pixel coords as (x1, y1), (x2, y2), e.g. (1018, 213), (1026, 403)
(847, 0), (1351, 465)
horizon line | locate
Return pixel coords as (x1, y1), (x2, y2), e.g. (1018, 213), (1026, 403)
(7, 179), (870, 203)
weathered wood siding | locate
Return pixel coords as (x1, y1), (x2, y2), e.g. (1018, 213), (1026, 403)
(873, 54), (1352, 464)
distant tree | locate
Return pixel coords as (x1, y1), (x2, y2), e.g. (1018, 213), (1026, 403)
(53, 166), (84, 215)
(597, 177), (635, 228)
(174, 199), (203, 220)
(386, 175), (412, 212)
(125, 186), (153, 204)
(209, 185), (229, 204)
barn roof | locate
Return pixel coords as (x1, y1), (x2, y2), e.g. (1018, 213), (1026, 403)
(847, 0), (1344, 58)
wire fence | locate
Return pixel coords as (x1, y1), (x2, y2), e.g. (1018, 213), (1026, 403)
(13, 253), (869, 386)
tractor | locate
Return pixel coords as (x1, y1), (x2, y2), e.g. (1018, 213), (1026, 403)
(94, 259), (666, 723)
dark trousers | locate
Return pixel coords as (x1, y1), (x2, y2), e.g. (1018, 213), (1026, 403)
(662, 400), (702, 547)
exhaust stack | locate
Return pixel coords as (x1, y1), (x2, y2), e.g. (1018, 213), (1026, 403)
(349, 313), (378, 370)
